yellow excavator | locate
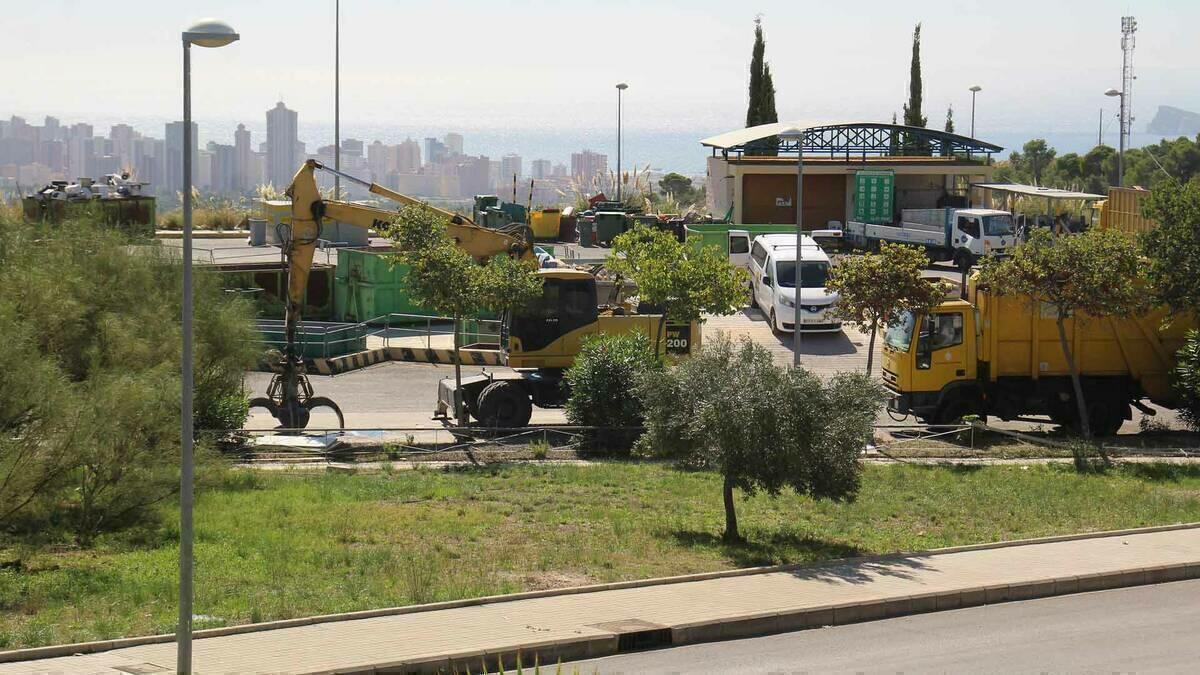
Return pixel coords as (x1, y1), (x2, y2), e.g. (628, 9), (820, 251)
(250, 160), (697, 430)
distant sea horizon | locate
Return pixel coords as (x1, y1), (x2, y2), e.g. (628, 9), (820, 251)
(29, 113), (1190, 176)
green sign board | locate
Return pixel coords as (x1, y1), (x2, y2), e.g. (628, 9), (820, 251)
(854, 170), (895, 224)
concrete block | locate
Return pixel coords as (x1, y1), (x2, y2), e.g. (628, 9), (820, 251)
(934, 592), (963, 611)
(776, 607), (834, 633)
(1053, 576), (1079, 595)
(984, 584), (1012, 603)
(908, 592), (941, 614)
(959, 588), (987, 607)
(716, 613), (782, 641)
(1010, 580), (1056, 601)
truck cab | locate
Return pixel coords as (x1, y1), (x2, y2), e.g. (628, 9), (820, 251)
(948, 208), (1015, 269)
(880, 300), (978, 425)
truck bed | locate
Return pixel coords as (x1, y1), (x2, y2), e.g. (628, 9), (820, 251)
(845, 220), (944, 247)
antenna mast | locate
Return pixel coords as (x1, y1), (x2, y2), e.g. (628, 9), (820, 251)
(1119, 16), (1137, 159)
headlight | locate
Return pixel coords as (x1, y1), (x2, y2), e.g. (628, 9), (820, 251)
(780, 295), (795, 308)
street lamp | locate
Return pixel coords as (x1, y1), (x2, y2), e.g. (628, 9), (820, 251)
(180, 17), (238, 675)
(968, 85), (982, 138)
(615, 82), (628, 201)
(778, 125), (805, 368)
(1105, 87), (1126, 186)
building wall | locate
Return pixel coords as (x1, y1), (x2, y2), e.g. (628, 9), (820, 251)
(706, 156), (993, 225)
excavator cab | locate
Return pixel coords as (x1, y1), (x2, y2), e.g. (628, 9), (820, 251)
(504, 270), (602, 369)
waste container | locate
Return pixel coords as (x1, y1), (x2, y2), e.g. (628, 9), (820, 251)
(578, 219), (595, 247)
(247, 217), (268, 246)
(594, 211), (627, 247)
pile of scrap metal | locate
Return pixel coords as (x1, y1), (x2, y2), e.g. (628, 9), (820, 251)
(32, 172), (150, 202)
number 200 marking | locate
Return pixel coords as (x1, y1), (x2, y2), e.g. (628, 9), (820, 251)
(666, 338), (689, 350)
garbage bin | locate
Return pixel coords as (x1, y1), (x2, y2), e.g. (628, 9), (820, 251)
(247, 217), (268, 246)
(578, 219), (595, 247)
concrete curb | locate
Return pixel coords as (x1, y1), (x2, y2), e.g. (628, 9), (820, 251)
(2, 522), (1198, 666)
(155, 230), (249, 239)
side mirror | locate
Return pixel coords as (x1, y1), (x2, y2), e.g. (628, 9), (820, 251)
(762, 276), (772, 287)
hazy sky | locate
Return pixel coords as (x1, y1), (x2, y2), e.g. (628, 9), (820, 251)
(3, 0), (1198, 139)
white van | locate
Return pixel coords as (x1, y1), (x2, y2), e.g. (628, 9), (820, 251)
(748, 234), (841, 334)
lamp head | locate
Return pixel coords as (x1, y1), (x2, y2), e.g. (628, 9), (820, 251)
(969, 85), (982, 93)
(1105, 88), (1121, 97)
(184, 19), (239, 48)
(616, 82), (629, 90)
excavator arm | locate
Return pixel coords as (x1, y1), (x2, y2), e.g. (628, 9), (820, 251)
(284, 159), (534, 307)
(252, 160), (535, 430)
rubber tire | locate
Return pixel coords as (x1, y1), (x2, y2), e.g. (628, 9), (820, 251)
(1088, 399), (1128, 437)
(475, 381), (533, 428)
(954, 250), (974, 273)
(749, 287), (759, 309)
(930, 398), (971, 431)
(770, 309), (782, 336)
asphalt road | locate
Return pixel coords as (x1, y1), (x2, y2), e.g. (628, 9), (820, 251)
(567, 580), (1200, 674)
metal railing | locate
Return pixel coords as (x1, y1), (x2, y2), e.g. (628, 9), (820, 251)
(252, 312), (504, 361)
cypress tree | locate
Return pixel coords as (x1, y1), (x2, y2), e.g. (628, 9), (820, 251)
(944, 105), (954, 133)
(889, 112), (900, 155)
(902, 23), (927, 129)
(759, 63), (779, 156)
(746, 18), (765, 128)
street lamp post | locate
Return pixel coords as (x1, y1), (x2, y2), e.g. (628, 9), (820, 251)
(968, 85), (982, 138)
(179, 18), (238, 675)
(1105, 87), (1126, 186)
(778, 126), (805, 368)
(615, 82), (628, 202)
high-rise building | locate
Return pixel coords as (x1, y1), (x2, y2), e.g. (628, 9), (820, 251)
(552, 163), (568, 178)
(110, 124), (137, 168)
(208, 142), (237, 194)
(424, 137), (447, 166)
(397, 138), (421, 173)
(500, 154), (523, 182)
(43, 116), (62, 141)
(341, 138), (363, 157)
(266, 101), (299, 188)
(234, 123), (252, 192)
(531, 159), (552, 180)
(66, 123), (93, 179)
(444, 133), (463, 157)
(132, 137), (165, 188)
(367, 140), (387, 180)
(165, 121), (199, 194)
(571, 150), (607, 180)
(458, 156), (491, 197)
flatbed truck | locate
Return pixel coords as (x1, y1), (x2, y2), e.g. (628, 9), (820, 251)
(845, 208), (1015, 271)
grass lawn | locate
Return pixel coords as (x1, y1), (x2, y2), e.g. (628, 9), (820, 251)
(3, 461), (1200, 649)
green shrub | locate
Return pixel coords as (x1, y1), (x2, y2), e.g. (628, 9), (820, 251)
(0, 214), (257, 544)
(1174, 330), (1200, 432)
(564, 332), (661, 454)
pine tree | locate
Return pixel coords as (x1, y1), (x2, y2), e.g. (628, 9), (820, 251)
(889, 112), (900, 155)
(944, 104), (954, 133)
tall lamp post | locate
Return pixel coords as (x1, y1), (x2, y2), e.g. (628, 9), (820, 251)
(968, 85), (982, 138)
(334, 0), (340, 201)
(778, 126), (805, 368)
(615, 82), (628, 201)
(179, 18), (238, 675)
(1105, 87), (1126, 186)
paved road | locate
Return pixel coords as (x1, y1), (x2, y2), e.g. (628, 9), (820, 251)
(568, 580), (1200, 674)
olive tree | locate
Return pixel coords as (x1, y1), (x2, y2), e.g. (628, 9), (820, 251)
(388, 205), (542, 424)
(1141, 181), (1200, 316)
(637, 334), (883, 542)
(607, 225), (747, 355)
(976, 228), (1146, 448)
(825, 243), (946, 374)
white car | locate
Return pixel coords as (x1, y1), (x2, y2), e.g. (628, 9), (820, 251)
(748, 234), (841, 334)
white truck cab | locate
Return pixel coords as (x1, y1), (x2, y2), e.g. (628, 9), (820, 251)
(845, 207), (1015, 271)
(749, 234), (841, 334)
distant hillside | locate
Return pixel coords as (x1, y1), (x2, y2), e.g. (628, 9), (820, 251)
(1147, 105), (1200, 136)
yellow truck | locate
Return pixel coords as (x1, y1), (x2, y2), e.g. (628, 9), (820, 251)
(881, 278), (1193, 435)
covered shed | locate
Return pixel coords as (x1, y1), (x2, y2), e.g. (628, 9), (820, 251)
(702, 121), (1002, 227)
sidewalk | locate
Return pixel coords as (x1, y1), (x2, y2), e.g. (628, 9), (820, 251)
(4, 525), (1199, 674)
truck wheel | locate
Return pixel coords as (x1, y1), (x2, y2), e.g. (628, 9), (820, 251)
(769, 309), (782, 336)
(1088, 400), (1128, 437)
(954, 250), (974, 273)
(931, 399), (971, 430)
(476, 381), (532, 428)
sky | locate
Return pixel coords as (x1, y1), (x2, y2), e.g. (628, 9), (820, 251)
(2, 0), (1198, 145)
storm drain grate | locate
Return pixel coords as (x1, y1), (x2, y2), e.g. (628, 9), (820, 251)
(587, 618), (673, 652)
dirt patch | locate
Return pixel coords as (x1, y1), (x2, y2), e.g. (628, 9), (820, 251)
(504, 570), (598, 591)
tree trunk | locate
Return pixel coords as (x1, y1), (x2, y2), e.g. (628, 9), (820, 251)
(722, 475), (741, 543)
(1056, 314), (1092, 442)
(655, 314), (667, 361)
(454, 314), (466, 427)
(866, 318), (878, 375)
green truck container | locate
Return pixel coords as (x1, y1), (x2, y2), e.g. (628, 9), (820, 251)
(594, 211), (628, 246)
(334, 247), (427, 323)
(684, 223), (799, 256)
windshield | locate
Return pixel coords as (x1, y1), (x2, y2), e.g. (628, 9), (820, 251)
(884, 311), (916, 351)
(775, 261), (830, 289)
(984, 214), (1014, 237)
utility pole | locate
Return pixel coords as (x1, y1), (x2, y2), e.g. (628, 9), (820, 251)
(1105, 16), (1137, 187)
(334, 0), (341, 201)
(615, 83), (628, 201)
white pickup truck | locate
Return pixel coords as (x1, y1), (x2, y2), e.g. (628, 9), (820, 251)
(844, 208), (1015, 271)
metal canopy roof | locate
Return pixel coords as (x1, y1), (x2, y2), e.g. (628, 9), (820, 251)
(701, 121), (1003, 159)
(971, 183), (1105, 201)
